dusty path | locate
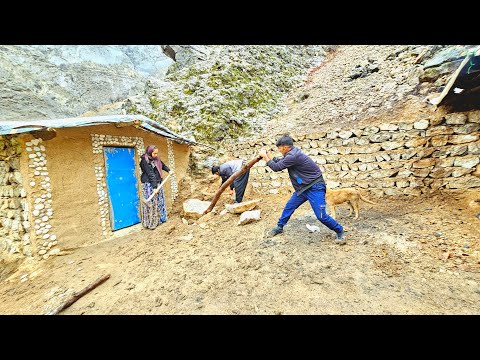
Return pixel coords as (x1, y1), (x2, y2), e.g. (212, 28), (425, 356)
(1, 191), (479, 315)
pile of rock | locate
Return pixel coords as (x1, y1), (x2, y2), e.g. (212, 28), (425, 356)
(182, 198), (262, 226)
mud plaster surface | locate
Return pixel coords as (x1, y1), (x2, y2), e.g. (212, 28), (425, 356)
(20, 124), (190, 250)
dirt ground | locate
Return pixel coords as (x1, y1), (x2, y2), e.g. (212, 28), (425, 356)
(1, 182), (479, 315)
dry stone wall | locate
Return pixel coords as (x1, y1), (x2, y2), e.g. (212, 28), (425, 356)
(0, 136), (31, 257)
(227, 110), (480, 197)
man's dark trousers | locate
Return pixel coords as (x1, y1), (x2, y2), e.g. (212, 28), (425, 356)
(233, 169), (250, 203)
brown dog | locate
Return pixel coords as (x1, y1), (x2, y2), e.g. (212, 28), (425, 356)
(326, 187), (376, 220)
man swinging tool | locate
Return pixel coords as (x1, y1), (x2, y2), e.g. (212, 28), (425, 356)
(211, 159), (250, 203)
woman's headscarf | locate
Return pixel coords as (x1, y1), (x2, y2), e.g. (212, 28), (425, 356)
(142, 145), (163, 179)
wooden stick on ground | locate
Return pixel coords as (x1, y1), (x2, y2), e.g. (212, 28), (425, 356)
(203, 156), (262, 215)
(46, 274), (111, 315)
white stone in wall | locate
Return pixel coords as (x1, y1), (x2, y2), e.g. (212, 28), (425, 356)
(379, 123), (399, 131)
(48, 248), (60, 256)
(468, 110), (480, 123)
(338, 130), (353, 139)
(445, 113), (467, 125)
(381, 141), (405, 151)
(468, 142), (480, 155)
(34, 203), (44, 210)
(370, 133), (392, 142)
(454, 156), (480, 169)
(413, 119), (429, 129)
(426, 126), (453, 136)
(11, 220), (20, 231)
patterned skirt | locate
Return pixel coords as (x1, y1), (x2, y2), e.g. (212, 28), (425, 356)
(142, 182), (167, 229)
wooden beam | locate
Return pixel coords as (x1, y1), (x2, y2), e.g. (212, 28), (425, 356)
(203, 156), (262, 215)
(46, 274), (111, 315)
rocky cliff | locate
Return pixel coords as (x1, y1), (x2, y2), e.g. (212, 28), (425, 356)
(0, 45), (173, 120)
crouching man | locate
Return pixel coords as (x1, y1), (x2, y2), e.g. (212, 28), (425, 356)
(211, 158), (250, 203)
(258, 134), (346, 243)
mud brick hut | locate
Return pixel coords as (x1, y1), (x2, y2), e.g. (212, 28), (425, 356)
(0, 115), (196, 261)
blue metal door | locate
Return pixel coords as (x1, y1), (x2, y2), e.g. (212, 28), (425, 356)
(104, 147), (141, 230)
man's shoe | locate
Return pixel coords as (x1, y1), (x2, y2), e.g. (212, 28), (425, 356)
(335, 231), (346, 244)
(269, 226), (284, 237)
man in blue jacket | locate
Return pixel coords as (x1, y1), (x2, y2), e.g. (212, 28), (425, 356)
(258, 134), (346, 243)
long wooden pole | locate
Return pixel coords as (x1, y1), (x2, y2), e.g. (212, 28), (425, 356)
(142, 173), (172, 203)
(203, 156), (262, 215)
(46, 274), (111, 315)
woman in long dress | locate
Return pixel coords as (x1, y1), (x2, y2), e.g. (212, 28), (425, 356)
(140, 145), (170, 229)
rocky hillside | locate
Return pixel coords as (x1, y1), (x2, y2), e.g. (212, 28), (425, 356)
(1, 45), (475, 149)
(124, 45), (479, 148)
(262, 45), (476, 138)
(123, 45), (327, 144)
(0, 45), (173, 120)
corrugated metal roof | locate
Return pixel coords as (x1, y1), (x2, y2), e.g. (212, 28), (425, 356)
(0, 114), (196, 145)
